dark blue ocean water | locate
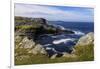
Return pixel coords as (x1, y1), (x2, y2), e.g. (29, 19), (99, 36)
(38, 22), (94, 56)
(58, 22), (94, 34)
(49, 21), (94, 34)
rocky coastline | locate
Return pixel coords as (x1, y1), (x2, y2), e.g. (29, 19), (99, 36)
(15, 16), (94, 65)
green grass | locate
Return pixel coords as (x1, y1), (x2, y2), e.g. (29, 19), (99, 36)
(75, 44), (94, 61)
(15, 53), (78, 65)
(15, 44), (94, 65)
(15, 25), (34, 30)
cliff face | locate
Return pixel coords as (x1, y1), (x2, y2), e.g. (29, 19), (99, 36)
(15, 17), (47, 26)
(15, 16), (74, 39)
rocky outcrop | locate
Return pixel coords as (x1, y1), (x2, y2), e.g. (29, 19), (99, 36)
(18, 37), (35, 49)
(15, 16), (74, 35)
(33, 18), (47, 25)
(76, 32), (94, 46)
(15, 17), (47, 27)
(15, 36), (35, 49)
(15, 35), (76, 59)
(28, 44), (47, 55)
(15, 36), (47, 55)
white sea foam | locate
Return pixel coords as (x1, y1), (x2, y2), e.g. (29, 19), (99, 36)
(45, 47), (57, 52)
(53, 38), (74, 44)
(74, 30), (85, 35)
(52, 24), (66, 30)
(45, 47), (52, 50)
(44, 44), (52, 47)
(51, 34), (65, 38)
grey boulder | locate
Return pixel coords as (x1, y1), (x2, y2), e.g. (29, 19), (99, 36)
(76, 32), (94, 46)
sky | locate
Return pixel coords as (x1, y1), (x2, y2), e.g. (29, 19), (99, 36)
(15, 3), (94, 22)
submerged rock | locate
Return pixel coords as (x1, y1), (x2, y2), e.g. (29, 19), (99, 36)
(45, 46), (75, 59)
(76, 32), (94, 46)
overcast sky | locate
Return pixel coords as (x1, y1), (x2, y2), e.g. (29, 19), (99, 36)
(15, 3), (94, 22)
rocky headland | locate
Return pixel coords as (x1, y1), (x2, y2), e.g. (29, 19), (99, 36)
(15, 16), (94, 65)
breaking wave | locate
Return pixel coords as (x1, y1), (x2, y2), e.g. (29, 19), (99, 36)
(57, 25), (66, 30)
(74, 30), (85, 35)
(53, 38), (75, 45)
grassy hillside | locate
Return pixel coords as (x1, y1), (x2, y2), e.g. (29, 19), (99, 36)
(15, 44), (94, 65)
(75, 44), (94, 61)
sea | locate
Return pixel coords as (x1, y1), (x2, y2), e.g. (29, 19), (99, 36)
(38, 22), (94, 56)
